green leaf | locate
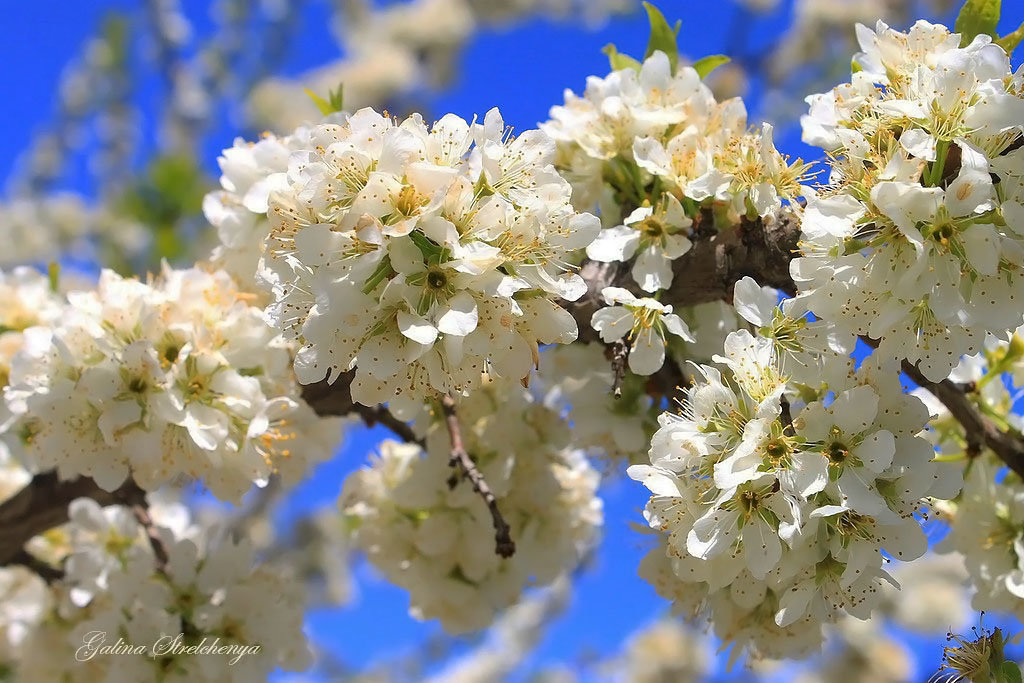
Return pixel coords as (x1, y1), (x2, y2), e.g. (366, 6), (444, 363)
(954, 0), (1002, 46)
(999, 661), (1023, 683)
(642, 2), (680, 72)
(47, 262), (60, 293)
(601, 43), (642, 72)
(304, 83), (345, 116)
(113, 154), (210, 266)
(692, 54), (730, 79)
(997, 21), (1024, 54)
(328, 84), (344, 113)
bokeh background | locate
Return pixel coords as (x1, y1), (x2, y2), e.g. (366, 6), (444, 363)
(2, 1), (1022, 681)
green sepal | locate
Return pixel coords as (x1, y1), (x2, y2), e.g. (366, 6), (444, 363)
(998, 661), (1023, 683)
(304, 82), (345, 116)
(954, 0), (1001, 47)
(997, 21), (1024, 54)
(692, 54), (730, 80)
(602, 43), (642, 73)
(408, 231), (444, 261)
(642, 2), (680, 72)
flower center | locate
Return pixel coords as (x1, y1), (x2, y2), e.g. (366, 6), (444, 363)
(640, 217), (665, 239)
(764, 437), (791, 466)
(826, 440), (850, 465)
(427, 270), (448, 290)
(395, 185), (427, 217)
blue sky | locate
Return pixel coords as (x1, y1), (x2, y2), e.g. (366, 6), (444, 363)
(3, 1), (1023, 681)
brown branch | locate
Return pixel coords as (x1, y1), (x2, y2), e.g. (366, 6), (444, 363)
(9, 549), (63, 583)
(440, 394), (515, 558)
(901, 360), (1024, 479)
(354, 404), (421, 445)
(779, 395), (796, 436)
(132, 502), (170, 569)
(300, 370), (421, 444)
(0, 473), (145, 567)
(662, 210), (800, 309)
(607, 339), (629, 398)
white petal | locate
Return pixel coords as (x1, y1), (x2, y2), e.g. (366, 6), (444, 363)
(786, 451), (829, 497)
(436, 292), (478, 337)
(743, 516), (781, 579)
(397, 310), (438, 346)
(962, 224), (1000, 276)
(627, 465), (681, 497)
(585, 226), (640, 263)
(628, 329), (666, 375)
(836, 468), (886, 515)
(662, 313), (694, 342)
(898, 129), (937, 161)
(831, 385), (879, 434)
(732, 276), (777, 326)
(632, 246), (673, 292)
(852, 429), (895, 472)
(590, 306), (633, 343)
(633, 137), (673, 177)
(775, 583), (813, 627)
(687, 508), (738, 560)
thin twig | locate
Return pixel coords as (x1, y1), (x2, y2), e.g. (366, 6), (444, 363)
(131, 503), (170, 570)
(608, 339), (629, 399)
(440, 394), (515, 558)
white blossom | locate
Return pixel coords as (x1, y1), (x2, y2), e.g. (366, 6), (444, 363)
(4, 497), (310, 682)
(341, 379), (602, 633)
(3, 266), (343, 502)
(255, 107), (599, 412)
(793, 20), (1024, 381)
(590, 287), (693, 375)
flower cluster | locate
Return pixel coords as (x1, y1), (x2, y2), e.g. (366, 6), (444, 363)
(340, 379), (602, 633)
(937, 459), (1024, 619)
(203, 117), (343, 292)
(2, 266), (342, 501)
(254, 107), (599, 413)
(792, 20), (1024, 381)
(630, 326), (961, 659)
(543, 49), (810, 238)
(0, 497), (310, 682)
(0, 267), (66, 389)
(538, 343), (655, 461)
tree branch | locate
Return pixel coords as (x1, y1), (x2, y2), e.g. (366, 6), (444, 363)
(441, 394), (515, 558)
(132, 502), (170, 570)
(901, 360), (1024, 479)
(9, 549), (63, 583)
(662, 211), (800, 309)
(607, 339), (629, 398)
(300, 370), (421, 444)
(0, 473), (145, 567)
